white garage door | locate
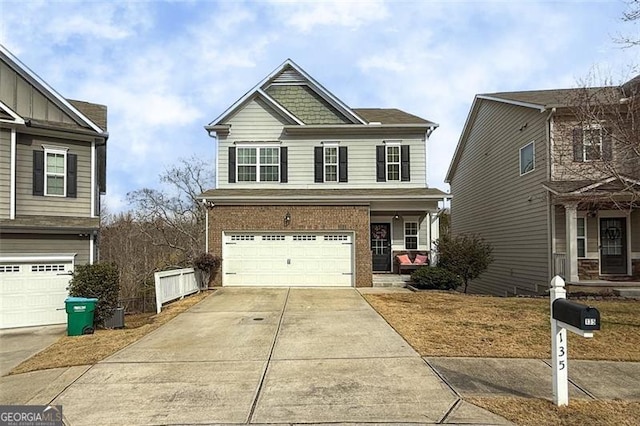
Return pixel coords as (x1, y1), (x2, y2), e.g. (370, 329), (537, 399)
(223, 232), (354, 287)
(0, 261), (71, 329)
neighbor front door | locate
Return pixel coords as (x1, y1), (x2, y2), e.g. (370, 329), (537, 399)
(600, 217), (627, 275)
(371, 223), (391, 272)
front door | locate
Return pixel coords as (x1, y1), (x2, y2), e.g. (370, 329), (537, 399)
(600, 218), (627, 275)
(371, 223), (391, 272)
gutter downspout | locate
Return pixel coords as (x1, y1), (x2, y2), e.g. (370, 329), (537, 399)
(546, 107), (556, 283)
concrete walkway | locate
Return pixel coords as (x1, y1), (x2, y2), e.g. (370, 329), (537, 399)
(53, 288), (508, 425)
(0, 324), (65, 376)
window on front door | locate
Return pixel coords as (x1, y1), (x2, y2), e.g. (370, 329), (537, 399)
(404, 221), (418, 249)
(237, 147), (280, 182)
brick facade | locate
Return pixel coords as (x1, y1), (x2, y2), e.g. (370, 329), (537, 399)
(208, 205), (372, 287)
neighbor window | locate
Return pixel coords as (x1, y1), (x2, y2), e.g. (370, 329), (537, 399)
(583, 126), (603, 161)
(237, 147), (279, 182)
(577, 217), (586, 258)
(324, 146), (338, 182)
(404, 221), (418, 250)
(45, 148), (66, 196)
(519, 141), (535, 175)
(387, 145), (400, 181)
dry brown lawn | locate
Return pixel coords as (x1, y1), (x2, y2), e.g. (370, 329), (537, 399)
(365, 291), (640, 425)
(10, 291), (212, 375)
(364, 291), (640, 360)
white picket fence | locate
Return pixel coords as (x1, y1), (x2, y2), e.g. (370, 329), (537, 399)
(154, 268), (199, 313)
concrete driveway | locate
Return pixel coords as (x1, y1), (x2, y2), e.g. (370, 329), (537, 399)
(0, 324), (65, 376)
(54, 288), (509, 425)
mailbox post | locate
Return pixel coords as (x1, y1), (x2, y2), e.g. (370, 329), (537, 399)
(549, 276), (600, 406)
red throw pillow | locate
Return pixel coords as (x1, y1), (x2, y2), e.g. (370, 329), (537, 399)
(414, 254), (428, 264)
(397, 254), (411, 264)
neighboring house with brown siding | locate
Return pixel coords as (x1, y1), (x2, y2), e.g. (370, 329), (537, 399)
(200, 59), (447, 287)
(0, 45), (107, 328)
(446, 80), (640, 296)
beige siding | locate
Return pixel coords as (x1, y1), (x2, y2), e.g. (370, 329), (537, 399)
(15, 134), (92, 216)
(0, 233), (91, 266)
(0, 61), (77, 124)
(0, 129), (10, 218)
(450, 100), (550, 296)
(218, 98), (427, 188)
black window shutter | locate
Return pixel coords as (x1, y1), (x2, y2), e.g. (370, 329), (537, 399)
(401, 145), (410, 181)
(314, 146), (324, 183)
(602, 128), (613, 161)
(228, 147), (236, 183)
(67, 153), (77, 198)
(376, 145), (386, 182)
(33, 150), (44, 196)
(339, 146), (348, 182)
(572, 128), (584, 162)
(280, 147), (288, 183)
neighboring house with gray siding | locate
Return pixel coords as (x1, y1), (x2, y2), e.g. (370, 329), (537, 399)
(446, 79), (640, 296)
(200, 59), (447, 287)
(0, 45), (107, 328)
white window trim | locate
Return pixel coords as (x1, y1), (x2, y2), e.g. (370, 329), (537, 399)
(582, 123), (603, 162)
(44, 146), (68, 197)
(324, 145), (339, 182)
(404, 220), (419, 250)
(386, 145), (401, 181)
(236, 146), (280, 183)
(577, 216), (586, 259)
(519, 141), (535, 176)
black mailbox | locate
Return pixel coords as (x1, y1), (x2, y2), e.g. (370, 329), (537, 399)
(552, 299), (600, 331)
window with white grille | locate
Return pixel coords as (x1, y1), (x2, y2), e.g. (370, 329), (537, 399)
(31, 264), (66, 272)
(0, 265), (20, 273)
(262, 235), (285, 241)
(293, 235), (316, 241)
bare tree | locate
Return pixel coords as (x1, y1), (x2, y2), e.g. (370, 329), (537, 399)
(617, 0), (640, 47)
(127, 156), (214, 266)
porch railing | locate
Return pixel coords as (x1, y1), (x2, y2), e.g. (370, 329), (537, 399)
(553, 253), (566, 279)
(154, 268), (199, 313)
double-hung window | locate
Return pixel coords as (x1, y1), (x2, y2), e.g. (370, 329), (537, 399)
(583, 126), (603, 161)
(519, 141), (535, 175)
(577, 217), (586, 258)
(404, 221), (418, 250)
(386, 145), (400, 181)
(324, 146), (338, 182)
(237, 147), (279, 182)
(45, 148), (66, 196)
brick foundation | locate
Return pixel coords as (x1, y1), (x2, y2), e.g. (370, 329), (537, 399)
(208, 205), (372, 287)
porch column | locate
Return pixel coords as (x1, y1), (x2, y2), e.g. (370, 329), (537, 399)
(564, 202), (579, 283)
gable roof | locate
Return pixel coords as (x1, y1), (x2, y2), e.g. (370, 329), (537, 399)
(445, 77), (638, 183)
(353, 108), (438, 126)
(208, 59), (368, 127)
(543, 176), (640, 196)
(0, 44), (106, 134)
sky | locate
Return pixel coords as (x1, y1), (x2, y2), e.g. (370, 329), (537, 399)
(1, 0), (638, 212)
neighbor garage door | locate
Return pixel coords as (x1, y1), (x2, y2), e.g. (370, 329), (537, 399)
(223, 232), (353, 286)
(0, 261), (72, 329)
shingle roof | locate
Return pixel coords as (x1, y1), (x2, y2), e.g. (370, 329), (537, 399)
(68, 99), (108, 131)
(353, 108), (437, 126)
(543, 178), (640, 195)
(484, 86), (623, 108)
(200, 187), (448, 200)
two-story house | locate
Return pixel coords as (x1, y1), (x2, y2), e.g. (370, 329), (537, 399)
(200, 59), (447, 287)
(446, 79), (640, 296)
(0, 45), (107, 328)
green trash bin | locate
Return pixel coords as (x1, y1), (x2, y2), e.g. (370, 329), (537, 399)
(65, 297), (98, 336)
